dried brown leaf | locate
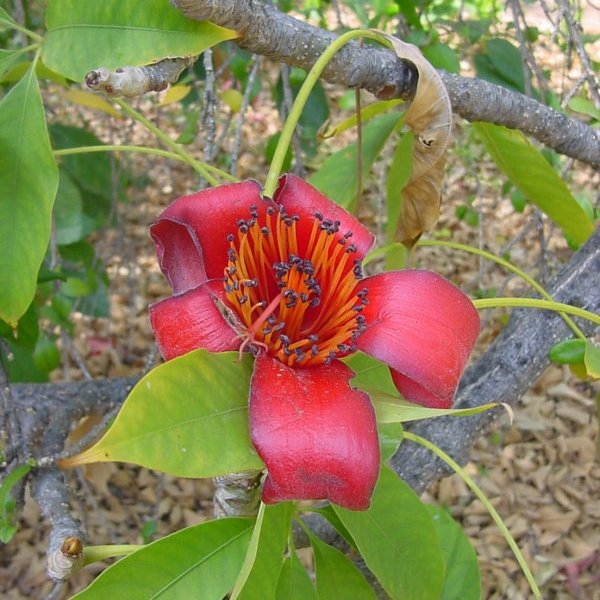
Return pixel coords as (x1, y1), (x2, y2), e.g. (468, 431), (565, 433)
(383, 35), (452, 247)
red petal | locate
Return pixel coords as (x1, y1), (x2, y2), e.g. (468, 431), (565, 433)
(274, 174), (374, 259)
(250, 354), (380, 510)
(153, 180), (266, 281)
(149, 281), (240, 360)
(356, 271), (480, 408)
(150, 218), (207, 294)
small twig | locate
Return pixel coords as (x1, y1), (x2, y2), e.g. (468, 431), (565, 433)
(202, 49), (218, 169)
(213, 470), (263, 518)
(559, 0), (600, 107)
(85, 57), (196, 98)
(230, 54), (261, 175)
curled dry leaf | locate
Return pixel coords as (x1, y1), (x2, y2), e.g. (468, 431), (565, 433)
(383, 34), (452, 248)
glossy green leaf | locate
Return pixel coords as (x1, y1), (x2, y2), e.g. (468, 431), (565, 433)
(0, 65), (59, 326)
(426, 505), (481, 600)
(474, 122), (594, 246)
(311, 534), (378, 600)
(548, 339), (586, 365)
(232, 502), (292, 600)
(334, 466), (445, 600)
(584, 340), (600, 379)
(62, 350), (264, 477)
(72, 518), (254, 599)
(309, 112), (403, 211)
(275, 548), (317, 600)
(42, 0), (237, 82)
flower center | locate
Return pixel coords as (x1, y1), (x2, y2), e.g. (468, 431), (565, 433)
(222, 204), (368, 366)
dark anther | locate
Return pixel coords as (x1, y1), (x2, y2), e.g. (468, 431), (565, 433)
(227, 248), (237, 261)
(293, 350), (306, 363)
(283, 347), (292, 356)
(249, 204), (258, 218)
(225, 284), (233, 293)
(262, 327), (272, 335)
(337, 343), (351, 353)
(279, 334), (290, 346)
(338, 238), (346, 245)
(273, 322), (286, 332)
(292, 215), (300, 222)
(352, 304), (364, 312)
(238, 295), (248, 304)
(277, 281), (287, 289)
(345, 244), (358, 254)
(344, 231), (353, 239)
(261, 226), (270, 235)
(267, 206), (276, 215)
(357, 289), (368, 298)
(324, 351), (337, 366)
(300, 292), (308, 303)
(267, 315), (278, 325)
(239, 224), (249, 234)
(237, 219), (247, 227)
(314, 211), (323, 221)
(311, 344), (319, 356)
(309, 298), (321, 308)
(226, 233), (235, 242)
(307, 333), (319, 342)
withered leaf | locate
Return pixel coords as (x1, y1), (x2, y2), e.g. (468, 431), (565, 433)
(383, 35), (452, 248)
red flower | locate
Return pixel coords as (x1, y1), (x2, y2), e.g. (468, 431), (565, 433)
(149, 174), (479, 510)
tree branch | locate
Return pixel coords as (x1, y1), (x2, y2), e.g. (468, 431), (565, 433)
(170, 0), (600, 169)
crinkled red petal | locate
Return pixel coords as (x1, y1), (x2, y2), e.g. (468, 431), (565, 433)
(152, 179), (266, 282)
(149, 281), (240, 360)
(249, 354), (380, 510)
(274, 174), (374, 259)
(150, 218), (208, 294)
(356, 270), (480, 408)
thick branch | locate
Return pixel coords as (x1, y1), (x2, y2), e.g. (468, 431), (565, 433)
(393, 227), (600, 493)
(171, 0), (600, 169)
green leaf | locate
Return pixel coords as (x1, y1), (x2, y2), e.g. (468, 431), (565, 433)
(0, 462), (33, 543)
(309, 112), (402, 211)
(42, 0), (237, 82)
(0, 49), (25, 80)
(474, 38), (525, 93)
(72, 518), (254, 599)
(385, 131), (412, 269)
(0, 302), (39, 351)
(232, 502), (293, 600)
(549, 339), (586, 365)
(311, 534), (378, 600)
(333, 467), (445, 600)
(0, 7), (17, 29)
(0, 65), (59, 326)
(584, 340), (600, 379)
(62, 350), (264, 477)
(320, 99), (404, 138)
(33, 336), (60, 373)
(421, 43), (460, 73)
(426, 505), (481, 600)
(54, 170), (97, 245)
(568, 96), (600, 121)
(473, 122), (594, 246)
(275, 548), (317, 600)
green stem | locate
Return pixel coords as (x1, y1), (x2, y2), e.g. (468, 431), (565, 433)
(263, 29), (392, 197)
(114, 98), (220, 186)
(53, 145), (237, 182)
(403, 431), (542, 599)
(474, 297), (600, 326)
(82, 544), (143, 566)
(4, 20), (43, 42)
(417, 240), (587, 340)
